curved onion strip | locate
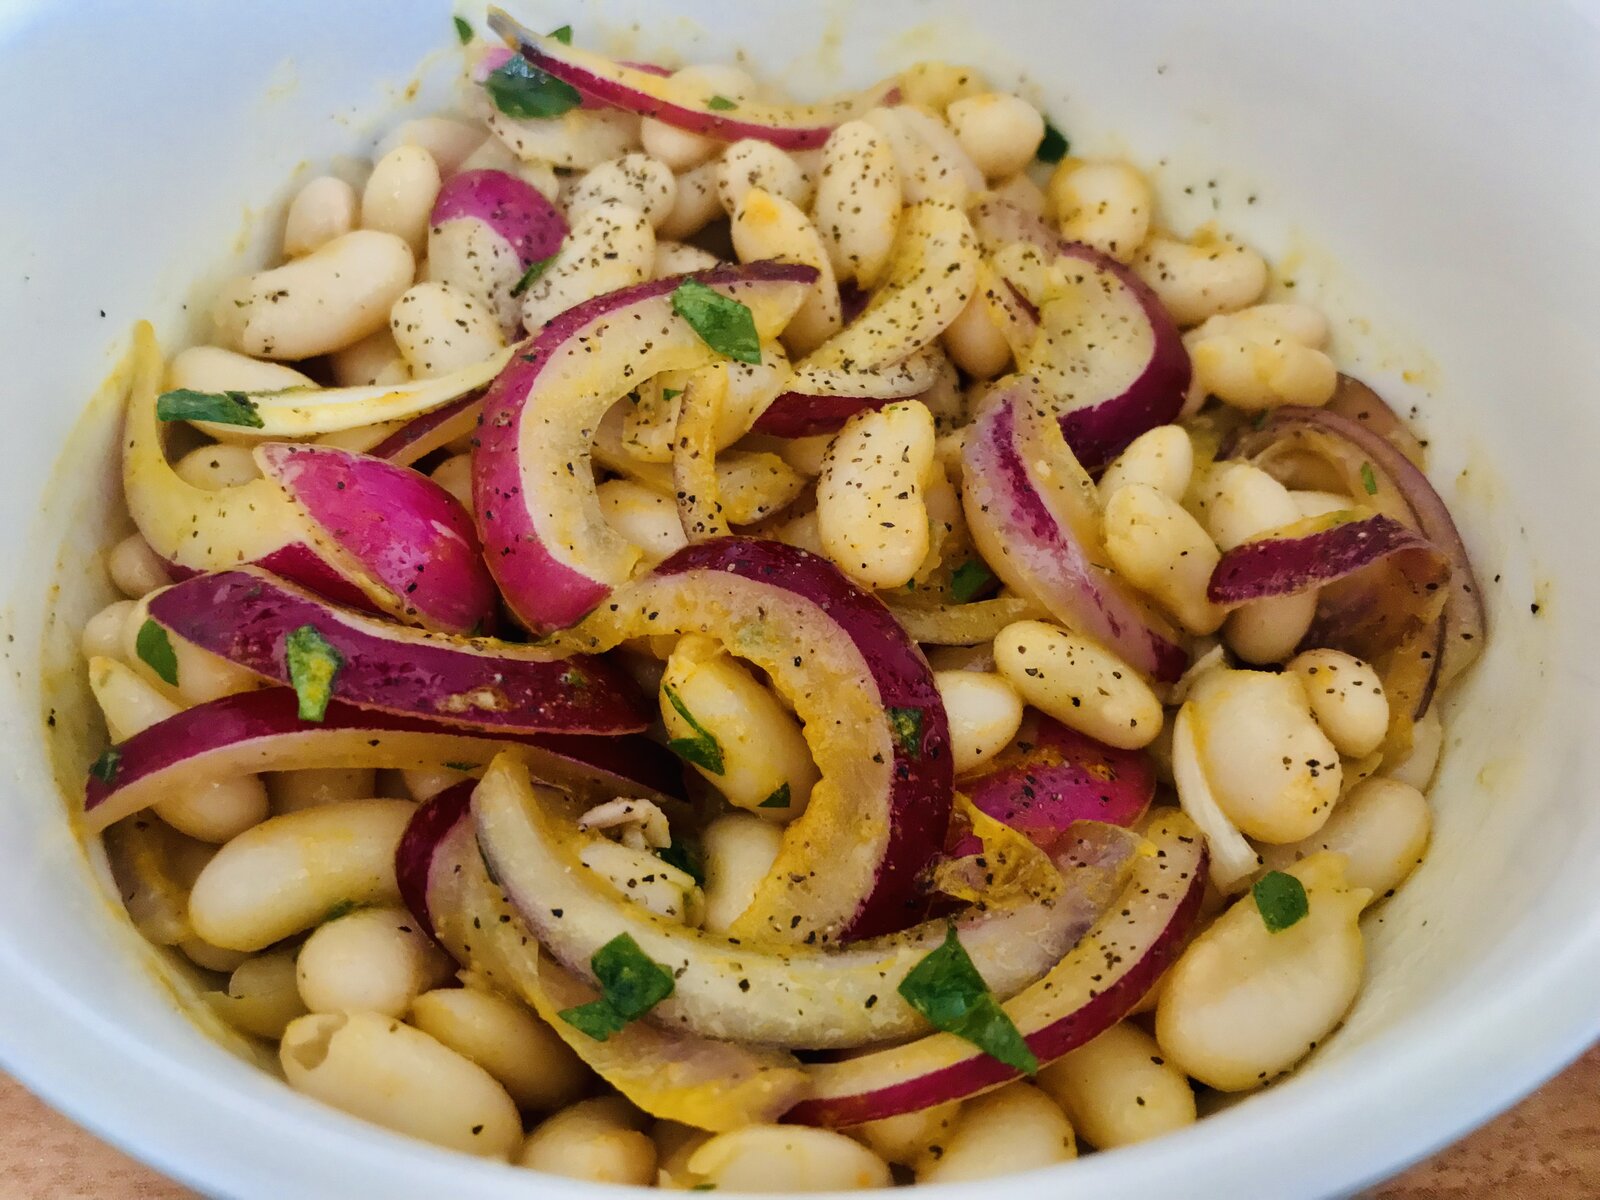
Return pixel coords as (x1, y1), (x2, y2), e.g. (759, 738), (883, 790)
(82, 688), (679, 833)
(885, 595), (1044, 646)
(672, 368), (731, 542)
(369, 395), (483, 466)
(1325, 374), (1427, 468)
(784, 811), (1207, 1125)
(398, 784), (810, 1130)
(1209, 510), (1449, 605)
(146, 569), (649, 735)
(1171, 704), (1262, 892)
(753, 349), (943, 438)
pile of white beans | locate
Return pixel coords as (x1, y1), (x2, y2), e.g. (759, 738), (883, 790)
(80, 33), (1458, 1189)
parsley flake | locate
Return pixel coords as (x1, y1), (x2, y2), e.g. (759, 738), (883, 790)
(1252, 870), (1309, 933)
(663, 683), (725, 774)
(1360, 461), (1379, 495)
(899, 925), (1038, 1074)
(135, 620), (179, 687)
(948, 560), (998, 604)
(484, 54), (582, 120)
(444, 761), (480, 773)
(89, 747), (121, 785)
(671, 279), (762, 365)
(510, 253), (557, 296)
(758, 783), (791, 809)
(548, 24), (573, 44)
(887, 706), (924, 759)
(558, 933), (675, 1041)
(155, 389), (264, 429)
(656, 835), (704, 884)
(1036, 122), (1069, 164)
(284, 625), (344, 723)
(662, 387), (683, 402)
(453, 15), (472, 43)
(321, 899), (360, 923)
(706, 94), (739, 111)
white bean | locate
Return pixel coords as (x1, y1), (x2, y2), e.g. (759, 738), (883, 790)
(426, 217), (527, 337)
(897, 61), (989, 112)
(1048, 160), (1153, 264)
(174, 443), (262, 489)
(597, 478), (688, 566)
(1257, 776), (1430, 901)
(1134, 233), (1269, 327)
(1099, 425), (1193, 503)
(188, 799), (415, 951)
(1224, 592), (1319, 665)
(815, 119), (900, 289)
(701, 813), (784, 933)
(1188, 668), (1342, 844)
(989, 171), (1049, 217)
(852, 1102), (962, 1166)
(1036, 1021), (1196, 1149)
(716, 139), (815, 215)
(689, 1126), (890, 1191)
(1188, 330), (1337, 411)
(212, 230), (415, 359)
(487, 107), (641, 171)
(268, 768), (378, 814)
(863, 106), (979, 206)
(81, 599), (136, 661)
(389, 281), (504, 378)
(1102, 483), (1225, 635)
(204, 949), (307, 1039)
(521, 200), (654, 333)
(361, 143), (445, 254)
(377, 116), (487, 177)
(165, 345), (317, 396)
(916, 1083), (1075, 1182)
(1156, 852), (1369, 1091)
(660, 636), (818, 819)
(1383, 707), (1443, 790)
(399, 766), (469, 804)
(946, 93), (1045, 180)
(993, 620), (1163, 750)
(641, 66), (754, 168)
(1193, 303), (1331, 348)
(180, 937), (252, 973)
(425, 453), (473, 515)
(935, 670), (1023, 775)
(579, 837), (704, 924)
(656, 158), (722, 241)
(941, 289), (1012, 380)
(731, 188), (842, 358)
(519, 1097), (656, 1184)
(295, 905), (452, 1017)
(652, 239), (720, 277)
(567, 153), (677, 228)
(329, 327), (411, 387)
(410, 984), (589, 1113)
(656, 1122), (715, 1187)
(283, 175), (359, 258)
(1291, 489), (1352, 519)
(107, 534), (170, 598)
(816, 401), (937, 590)
(281, 1011), (521, 1157)
(1287, 649), (1389, 757)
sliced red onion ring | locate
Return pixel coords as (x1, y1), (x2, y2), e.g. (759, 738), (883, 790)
(367, 394), (482, 466)
(752, 350), (943, 438)
(431, 168), (567, 271)
(1325, 373), (1427, 468)
(1208, 511), (1448, 605)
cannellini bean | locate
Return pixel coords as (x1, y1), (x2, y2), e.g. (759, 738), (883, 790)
(852, 1102), (963, 1166)
(1047, 160), (1153, 264)
(660, 636), (818, 819)
(188, 799), (415, 951)
(656, 1121), (715, 1187)
(989, 171), (1048, 217)
(180, 937), (252, 974)
(816, 401), (937, 590)
(456, 135), (561, 202)
(107, 533), (170, 598)
(597, 478), (688, 566)
(1287, 649), (1389, 757)
(641, 66), (756, 167)
(701, 813), (784, 933)
(204, 949), (307, 1040)
(941, 289), (1012, 379)
(429, 453), (474, 514)
(174, 443), (262, 489)
(282, 1011), (521, 1157)
(329, 327), (411, 387)
(1257, 777), (1429, 901)
(268, 768), (378, 814)
(935, 670), (1024, 775)
(295, 905), (453, 1017)
(165, 346), (317, 396)
(1224, 591), (1319, 665)
(716, 139), (815, 215)
(283, 175), (359, 257)
(767, 505), (825, 555)
(731, 188), (842, 357)
(916, 1083), (1075, 1182)
(1156, 852), (1369, 1091)
(815, 119), (900, 289)
(377, 116), (487, 177)
(689, 1126), (890, 1191)
(81, 599), (136, 660)
(656, 158), (722, 241)
(1037, 1021), (1196, 1149)
(864, 106), (980, 206)
(1291, 488), (1352, 519)
(1194, 303), (1331, 349)
(897, 60), (989, 112)
(119, 609), (258, 706)
(653, 239), (720, 276)
(1102, 483), (1225, 635)
(946, 93), (1045, 180)
(1133, 232), (1269, 327)
(1099, 424), (1193, 503)
(389, 281), (504, 378)
(487, 107), (642, 171)
(1383, 707), (1443, 790)
(411, 984), (589, 1113)
(1188, 330), (1337, 411)
(774, 432), (832, 478)
(521, 200), (654, 332)
(1188, 668), (1341, 844)
(519, 1097), (656, 1184)
(88, 652), (177, 738)
(398, 766), (469, 804)
(579, 837), (704, 924)
(361, 145), (442, 257)
(567, 153), (677, 228)
(993, 620), (1163, 750)
(212, 230), (415, 359)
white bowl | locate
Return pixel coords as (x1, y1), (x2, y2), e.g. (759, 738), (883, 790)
(1, 1), (1597, 1196)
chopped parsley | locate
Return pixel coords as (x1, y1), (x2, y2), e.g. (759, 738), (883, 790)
(155, 388), (264, 429)
(887, 706), (924, 759)
(558, 933), (675, 1041)
(135, 620), (179, 687)
(561, 667), (589, 689)
(321, 899), (360, 923)
(758, 783), (791, 809)
(1036, 122), (1069, 164)
(453, 15), (472, 43)
(1252, 870), (1309, 933)
(662, 387), (683, 402)
(1360, 461), (1379, 496)
(444, 761), (480, 773)
(484, 54), (583, 120)
(899, 924), (1038, 1074)
(671, 279), (762, 365)
(948, 559), (998, 604)
(547, 24), (573, 44)
(510, 253), (557, 296)
(706, 94), (739, 111)
(656, 835), (704, 885)
(89, 747), (121, 786)
(284, 625), (344, 722)
(663, 683), (725, 774)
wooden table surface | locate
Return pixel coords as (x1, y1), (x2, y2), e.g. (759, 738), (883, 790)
(1, 1048), (1596, 1198)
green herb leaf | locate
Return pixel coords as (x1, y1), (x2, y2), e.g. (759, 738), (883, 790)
(510, 253), (557, 296)
(662, 387), (683, 402)
(671, 279), (762, 365)
(948, 559), (998, 604)
(453, 15), (472, 43)
(444, 761), (481, 773)
(1252, 870), (1309, 933)
(758, 783), (791, 809)
(656, 836), (704, 884)
(1036, 122), (1069, 164)
(284, 625), (344, 723)
(663, 683), (725, 774)
(557, 933), (676, 1041)
(1360, 461), (1379, 496)
(691, 1186), (718, 1192)
(887, 706), (924, 760)
(89, 747), (121, 785)
(561, 667), (589, 689)
(135, 620), (179, 687)
(484, 55), (583, 120)
(1251, 410), (1270, 430)
(548, 23), (573, 44)
(898, 925), (1038, 1074)
(155, 389), (264, 429)
(321, 898), (360, 923)
(706, 94), (739, 111)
